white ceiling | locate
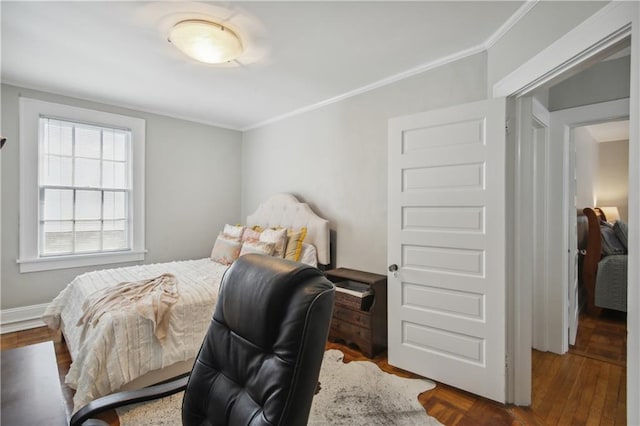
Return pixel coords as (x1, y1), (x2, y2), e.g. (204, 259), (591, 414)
(2, 1), (524, 130)
(586, 120), (630, 143)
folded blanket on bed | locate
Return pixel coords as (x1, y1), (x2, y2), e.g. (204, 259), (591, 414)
(78, 273), (179, 341)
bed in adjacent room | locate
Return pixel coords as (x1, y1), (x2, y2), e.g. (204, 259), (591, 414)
(582, 207), (628, 313)
(42, 193), (330, 412)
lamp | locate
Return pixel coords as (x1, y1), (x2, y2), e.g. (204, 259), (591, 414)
(169, 20), (243, 64)
(599, 206), (620, 222)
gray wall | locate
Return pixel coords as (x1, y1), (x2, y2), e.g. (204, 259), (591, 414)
(242, 53), (487, 275)
(575, 126), (599, 209)
(1, 2), (614, 308)
(548, 56), (630, 111)
(597, 139), (629, 221)
(1, 84), (242, 309)
(487, 1), (607, 91)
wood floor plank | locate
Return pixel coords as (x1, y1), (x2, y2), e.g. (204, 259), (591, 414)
(545, 355), (585, 424)
(0, 331), (18, 350)
(585, 362), (610, 426)
(616, 368), (626, 426)
(557, 357), (590, 425)
(601, 364), (623, 426)
(572, 359), (601, 425)
(531, 351), (561, 413)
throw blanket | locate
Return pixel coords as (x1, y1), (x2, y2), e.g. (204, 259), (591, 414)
(78, 273), (180, 342)
(42, 259), (228, 413)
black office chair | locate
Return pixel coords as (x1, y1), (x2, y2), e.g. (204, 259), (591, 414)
(70, 254), (335, 426)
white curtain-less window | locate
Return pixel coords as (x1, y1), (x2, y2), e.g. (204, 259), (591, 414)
(19, 98), (145, 273)
(39, 118), (131, 256)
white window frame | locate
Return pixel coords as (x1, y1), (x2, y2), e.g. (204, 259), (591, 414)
(18, 98), (146, 272)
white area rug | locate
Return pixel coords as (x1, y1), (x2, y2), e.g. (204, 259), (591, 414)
(118, 349), (441, 425)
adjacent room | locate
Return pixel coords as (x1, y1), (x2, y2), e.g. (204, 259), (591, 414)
(1, 2), (638, 425)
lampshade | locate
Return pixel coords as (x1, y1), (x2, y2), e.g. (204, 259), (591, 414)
(169, 20), (243, 64)
(599, 206), (620, 222)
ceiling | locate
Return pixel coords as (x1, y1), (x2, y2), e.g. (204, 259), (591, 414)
(2, 1), (524, 130)
(585, 120), (630, 143)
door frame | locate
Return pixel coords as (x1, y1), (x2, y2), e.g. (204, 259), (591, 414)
(493, 1), (639, 418)
(530, 99), (550, 354)
(549, 99), (630, 354)
(509, 95), (550, 405)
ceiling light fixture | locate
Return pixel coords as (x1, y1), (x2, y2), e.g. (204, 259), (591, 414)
(169, 19), (243, 64)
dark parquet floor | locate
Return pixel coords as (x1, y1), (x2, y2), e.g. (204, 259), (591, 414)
(1, 310), (626, 425)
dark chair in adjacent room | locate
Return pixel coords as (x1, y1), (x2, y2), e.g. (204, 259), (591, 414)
(70, 254), (335, 426)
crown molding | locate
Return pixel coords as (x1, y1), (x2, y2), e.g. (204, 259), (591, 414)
(484, 1), (539, 50)
(244, 1), (537, 131)
(242, 43), (486, 131)
(1, 79), (242, 132)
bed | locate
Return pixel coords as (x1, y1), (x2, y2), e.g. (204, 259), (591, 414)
(42, 193), (330, 412)
(582, 207), (628, 313)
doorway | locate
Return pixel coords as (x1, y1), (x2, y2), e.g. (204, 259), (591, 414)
(570, 119), (629, 365)
(497, 3), (638, 413)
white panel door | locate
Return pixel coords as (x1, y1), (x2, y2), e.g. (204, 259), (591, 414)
(388, 98), (506, 403)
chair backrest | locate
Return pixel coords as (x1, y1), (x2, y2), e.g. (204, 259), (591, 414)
(182, 254), (335, 426)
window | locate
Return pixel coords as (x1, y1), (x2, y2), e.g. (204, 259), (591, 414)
(19, 98), (145, 272)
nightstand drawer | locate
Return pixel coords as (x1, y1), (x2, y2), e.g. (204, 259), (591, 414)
(329, 319), (371, 350)
(332, 305), (371, 329)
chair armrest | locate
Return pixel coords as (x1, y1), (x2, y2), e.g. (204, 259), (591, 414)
(70, 375), (189, 426)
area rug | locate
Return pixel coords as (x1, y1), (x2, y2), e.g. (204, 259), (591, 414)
(118, 349), (442, 425)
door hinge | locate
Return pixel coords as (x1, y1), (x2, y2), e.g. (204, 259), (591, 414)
(505, 120), (510, 135)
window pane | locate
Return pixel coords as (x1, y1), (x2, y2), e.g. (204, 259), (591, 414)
(103, 220), (127, 250)
(102, 160), (126, 189)
(42, 155), (73, 186)
(43, 189), (73, 220)
(43, 221), (73, 254)
(75, 158), (101, 187)
(103, 191), (126, 219)
(75, 126), (101, 159)
(43, 119), (72, 156)
(75, 190), (101, 220)
(114, 131), (127, 161)
(103, 130), (128, 161)
(75, 220), (101, 252)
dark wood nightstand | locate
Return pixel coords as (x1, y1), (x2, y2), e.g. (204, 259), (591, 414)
(324, 268), (387, 358)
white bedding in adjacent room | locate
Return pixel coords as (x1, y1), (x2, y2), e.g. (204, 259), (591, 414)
(43, 258), (229, 412)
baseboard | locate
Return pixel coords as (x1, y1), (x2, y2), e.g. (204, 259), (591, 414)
(0, 303), (48, 334)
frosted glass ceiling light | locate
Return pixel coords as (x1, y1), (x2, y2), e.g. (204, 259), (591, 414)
(169, 20), (243, 64)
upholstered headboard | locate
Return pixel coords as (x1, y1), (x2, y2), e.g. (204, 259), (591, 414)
(246, 194), (330, 265)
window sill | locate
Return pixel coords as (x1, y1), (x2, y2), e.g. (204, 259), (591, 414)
(17, 250), (146, 273)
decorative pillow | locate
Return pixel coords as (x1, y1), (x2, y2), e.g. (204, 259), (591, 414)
(242, 228), (262, 243)
(600, 225), (626, 255)
(285, 227), (307, 262)
(613, 220), (628, 251)
(240, 240), (276, 257)
(210, 233), (242, 265)
(299, 242), (318, 267)
(259, 228), (288, 258)
(223, 224), (245, 239)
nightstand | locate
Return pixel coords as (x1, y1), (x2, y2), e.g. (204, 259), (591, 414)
(324, 268), (387, 358)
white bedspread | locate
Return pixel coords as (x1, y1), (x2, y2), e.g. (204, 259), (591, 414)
(42, 258), (228, 412)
